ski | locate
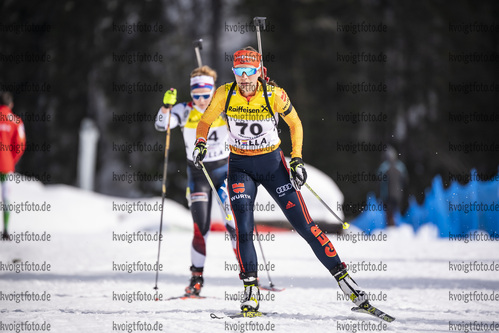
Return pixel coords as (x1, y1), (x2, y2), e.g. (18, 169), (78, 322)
(260, 285), (285, 292)
(351, 303), (395, 323)
(210, 310), (267, 319)
(165, 294), (209, 301)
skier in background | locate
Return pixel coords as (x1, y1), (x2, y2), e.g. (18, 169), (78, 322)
(0, 91), (26, 240)
(378, 145), (408, 226)
(192, 47), (372, 313)
(155, 66), (236, 296)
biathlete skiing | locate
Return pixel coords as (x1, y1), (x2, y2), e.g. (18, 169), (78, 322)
(155, 66), (237, 296)
(192, 47), (384, 316)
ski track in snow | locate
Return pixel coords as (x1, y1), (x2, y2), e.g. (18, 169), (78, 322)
(2, 226), (499, 333)
(1, 181), (499, 332)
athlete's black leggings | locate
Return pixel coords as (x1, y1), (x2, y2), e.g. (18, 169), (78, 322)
(227, 149), (342, 278)
(187, 160), (236, 270)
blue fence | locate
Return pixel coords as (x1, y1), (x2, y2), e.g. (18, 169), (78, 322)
(351, 169), (499, 237)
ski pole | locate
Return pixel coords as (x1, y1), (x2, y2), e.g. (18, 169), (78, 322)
(304, 183), (350, 229)
(254, 226), (283, 291)
(193, 39), (203, 67)
(253, 17), (266, 79)
(153, 96), (174, 290)
(199, 161), (232, 221)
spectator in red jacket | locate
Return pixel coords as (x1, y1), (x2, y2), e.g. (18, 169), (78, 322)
(0, 91), (26, 240)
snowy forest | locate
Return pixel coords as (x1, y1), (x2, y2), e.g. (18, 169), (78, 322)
(1, 0), (498, 219)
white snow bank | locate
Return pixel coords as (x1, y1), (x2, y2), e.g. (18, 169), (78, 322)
(6, 160), (343, 235)
(5, 177), (192, 234)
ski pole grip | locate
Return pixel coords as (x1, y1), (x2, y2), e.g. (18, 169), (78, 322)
(253, 16), (266, 30)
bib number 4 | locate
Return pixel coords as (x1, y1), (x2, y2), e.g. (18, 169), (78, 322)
(208, 131), (219, 142)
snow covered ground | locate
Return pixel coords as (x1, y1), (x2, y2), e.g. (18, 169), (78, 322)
(1, 180), (499, 333)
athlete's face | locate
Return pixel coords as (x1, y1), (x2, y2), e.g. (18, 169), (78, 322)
(234, 65), (261, 96)
(191, 87), (213, 110)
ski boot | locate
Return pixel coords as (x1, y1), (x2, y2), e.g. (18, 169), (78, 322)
(330, 262), (368, 307)
(240, 274), (260, 312)
(184, 266), (204, 296)
(331, 262), (396, 322)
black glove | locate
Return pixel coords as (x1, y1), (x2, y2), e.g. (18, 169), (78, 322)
(192, 138), (207, 169)
(289, 157), (307, 190)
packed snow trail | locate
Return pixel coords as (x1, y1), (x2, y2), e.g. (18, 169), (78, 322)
(1, 181), (499, 332)
(2, 226), (499, 333)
